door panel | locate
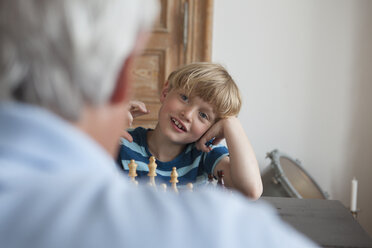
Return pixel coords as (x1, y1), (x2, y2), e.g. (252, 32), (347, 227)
(131, 0), (213, 129)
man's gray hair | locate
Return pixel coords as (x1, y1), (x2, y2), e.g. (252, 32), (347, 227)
(0, 0), (157, 120)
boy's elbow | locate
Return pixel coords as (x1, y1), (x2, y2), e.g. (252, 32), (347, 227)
(250, 186), (263, 200)
(242, 183), (263, 200)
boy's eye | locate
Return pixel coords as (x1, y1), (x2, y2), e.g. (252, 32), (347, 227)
(199, 112), (208, 120)
(180, 94), (188, 102)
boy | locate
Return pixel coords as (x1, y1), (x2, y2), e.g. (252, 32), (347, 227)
(119, 62), (262, 199)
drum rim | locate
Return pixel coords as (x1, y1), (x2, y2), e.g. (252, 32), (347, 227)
(267, 149), (329, 199)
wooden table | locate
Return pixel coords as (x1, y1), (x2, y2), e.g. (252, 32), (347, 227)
(260, 197), (372, 248)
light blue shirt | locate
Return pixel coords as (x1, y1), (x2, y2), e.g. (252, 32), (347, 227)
(0, 102), (318, 248)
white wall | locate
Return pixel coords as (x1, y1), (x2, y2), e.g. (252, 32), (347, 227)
(212, 0), (372, 235)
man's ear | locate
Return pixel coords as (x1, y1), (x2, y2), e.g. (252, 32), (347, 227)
(111, 32), (151, 104)
(160, 81), (170, 103)
(110, 55), (134, 104)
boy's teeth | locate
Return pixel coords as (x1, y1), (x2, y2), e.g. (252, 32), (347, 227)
(172, 118), (184, 130)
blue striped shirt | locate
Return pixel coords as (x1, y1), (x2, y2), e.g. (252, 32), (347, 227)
(118, 127), (229, 186)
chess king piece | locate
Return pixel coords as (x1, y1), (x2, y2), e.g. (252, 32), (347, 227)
(147, 156), (157, 187)
(128, 159), (138, 185)
(170, 167), (179, 193)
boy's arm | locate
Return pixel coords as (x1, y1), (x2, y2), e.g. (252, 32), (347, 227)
(197, 117), (263, 199)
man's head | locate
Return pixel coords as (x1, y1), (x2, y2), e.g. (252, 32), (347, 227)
(0, 0), (157, 121)
(166, 62), (242, 121)
(0, 0), (158, 155)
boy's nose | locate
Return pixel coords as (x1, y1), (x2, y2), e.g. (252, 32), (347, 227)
(180, 107), (194, 122)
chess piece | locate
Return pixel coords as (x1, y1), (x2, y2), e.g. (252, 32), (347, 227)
(160, 183), (167, 192)
(217, 170), (225, 188)
(208, 174), (214, 182)
(128, 159), (138, 185)
(170, 167), (179, 193)
(147, 156), (157, 187)
(186, 182), (193, 192)
(208, 173), (214, 186)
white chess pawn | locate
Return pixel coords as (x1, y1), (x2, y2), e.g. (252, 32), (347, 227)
(186, 182), (193, 192)
(160, 183), (167, 192)
(128, 159), (138, 185)
(147, 156), (157, 187)
(170, 167), (179, 194)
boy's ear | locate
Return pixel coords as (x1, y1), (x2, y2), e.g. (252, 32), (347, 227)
(160, 81), (169, 103)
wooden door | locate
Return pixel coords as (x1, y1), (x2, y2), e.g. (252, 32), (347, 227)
(131, 0), (214, 129)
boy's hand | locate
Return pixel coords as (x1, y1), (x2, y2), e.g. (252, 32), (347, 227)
(196, 117), (236, 153)
(128, 100), (149, 119)
(122, 101), (149, 142)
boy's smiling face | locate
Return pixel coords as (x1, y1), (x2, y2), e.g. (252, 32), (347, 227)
(158, 85), (216, 145)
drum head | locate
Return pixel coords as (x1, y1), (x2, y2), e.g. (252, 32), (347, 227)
(262, 150), (328, 199)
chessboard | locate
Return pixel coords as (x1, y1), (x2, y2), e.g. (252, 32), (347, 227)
(127, 156), (226, 193)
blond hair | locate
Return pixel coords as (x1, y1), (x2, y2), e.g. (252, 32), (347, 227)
(167, 62), (241, 119)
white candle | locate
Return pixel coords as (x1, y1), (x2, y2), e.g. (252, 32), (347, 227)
(350, 177), (358, 212)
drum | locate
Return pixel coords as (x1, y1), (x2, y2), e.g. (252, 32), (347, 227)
(262, 149), (328, 199)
